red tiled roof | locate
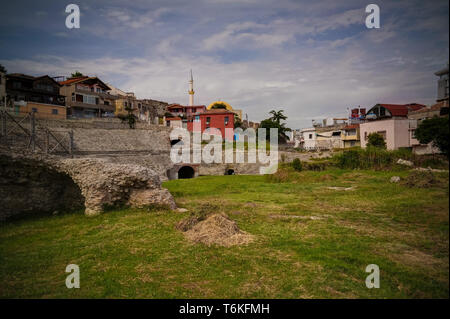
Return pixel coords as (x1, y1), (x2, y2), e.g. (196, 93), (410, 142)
(58, 76), (89, 85)
(168, 104), (205, 109)
(201, 109), (235, 115)
(378, 103), (426, 116)
(344, 124), (359, 130)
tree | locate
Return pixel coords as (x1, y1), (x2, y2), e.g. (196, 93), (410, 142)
(0, 64), (7, 74)
(269, 109), (287, 124)
(414, 116), (449, 157)
(259, 109), (291, 143)
(367, 132), (386, 148)
(71, 71), (83, 78)
(118, 106), (137, 129)
(234, 117), (243, 129)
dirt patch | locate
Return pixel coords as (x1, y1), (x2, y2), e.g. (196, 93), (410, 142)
(326, 186), (356, 191)
(177, 213), (254, 247)
(401, 171), (447, 188)
(270, 214), (324, 220)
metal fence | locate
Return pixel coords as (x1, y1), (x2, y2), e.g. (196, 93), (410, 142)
(0, 110), (74, 157)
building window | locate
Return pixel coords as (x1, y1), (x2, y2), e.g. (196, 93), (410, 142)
(32, 108), (37, 113)
(52, 109), (58, 115)
(206, 117), (211, 125)
(224, 116), (229, 125)
(364, 132), (368, 140)
(377, 130), (387, 140)
(194, 115), (200, 122)
(13, 81), (22, 89)
(309, 134), (312, 139)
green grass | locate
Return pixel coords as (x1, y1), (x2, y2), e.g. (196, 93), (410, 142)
(0, 169), (448, 298)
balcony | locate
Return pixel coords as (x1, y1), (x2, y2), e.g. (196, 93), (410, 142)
(68, 100), (115, 112)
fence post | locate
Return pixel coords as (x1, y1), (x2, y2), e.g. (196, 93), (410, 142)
(45, 128), (49, 153)
(30, 112), (36, 152)
(1, 111), (5, 137)
(69, 130), (74, 158)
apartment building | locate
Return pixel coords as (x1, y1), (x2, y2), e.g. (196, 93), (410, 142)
(59, 76), (117, 118)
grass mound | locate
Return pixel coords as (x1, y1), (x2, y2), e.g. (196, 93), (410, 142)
(401, 171), (448, 188)
(177, 213), (254, 247)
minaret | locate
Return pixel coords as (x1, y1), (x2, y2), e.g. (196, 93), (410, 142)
(188, 69), (194, 106)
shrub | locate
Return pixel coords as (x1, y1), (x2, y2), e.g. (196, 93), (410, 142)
(291, 158), (303, 171)
(333, 147), (396, 169)
(367, 132), (387, 148)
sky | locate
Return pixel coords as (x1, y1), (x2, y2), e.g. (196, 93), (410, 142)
(0, 0), (448, 129)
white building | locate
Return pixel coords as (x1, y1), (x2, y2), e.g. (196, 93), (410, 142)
(300, 127), (317, 150)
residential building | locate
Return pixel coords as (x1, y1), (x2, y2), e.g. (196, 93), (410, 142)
(408, 101), (449, 154)
(435, 65), (449, 103)
(5, 73), (66, 118)
(6, 73), (65, 107)
(59, 76), (117, 118)
(187, 109), (235, 141)
(360, 103), (426, 150)
(341, 124), (360, 148)
(300, 127), (317, 150)
(165, 116), (183, 128)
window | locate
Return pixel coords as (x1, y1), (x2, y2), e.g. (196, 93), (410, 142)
(377, 130), (387, 140)
(206, 117), (211, 125)
(96, 88), (101, 93)
(224, 116), (229, 125)
(52, 109), (58, 115)
(309, 134), (312, 139)
(194, 115), (200, 122)
(83, 95), (96, 105)
(364, 132), (368, 140)
(13, 81), (22, 89)
(32, 108), (37, 113)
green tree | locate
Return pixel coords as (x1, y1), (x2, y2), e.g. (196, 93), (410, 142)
(71, 71), (84, 78)
(0, 64), (7, 74)
(234, 117), (243, 128)
(269, 109), (287, 124)
(367, 132), (386, 148)
(259, 109), (291, 143)
(118, 106), (137, 129)
(291, 158), (303, 171)
(414, 116), (449, 157)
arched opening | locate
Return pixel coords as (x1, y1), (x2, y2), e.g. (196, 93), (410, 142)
(225, 169), (235, 175)
(170, 139), (182, 146)
(178, 166), (195, 179)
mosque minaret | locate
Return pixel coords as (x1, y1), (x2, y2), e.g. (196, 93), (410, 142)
(188, 69), (195, 106)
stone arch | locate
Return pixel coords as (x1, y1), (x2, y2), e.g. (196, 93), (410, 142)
(225, 168), (235, 175)
(178, 166), (195, 179)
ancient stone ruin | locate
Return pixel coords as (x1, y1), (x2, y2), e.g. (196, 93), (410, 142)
(0, 151), (176, 220)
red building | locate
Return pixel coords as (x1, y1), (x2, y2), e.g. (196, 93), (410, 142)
(168, 104), (205, 116)
(186, 109), (235, 141)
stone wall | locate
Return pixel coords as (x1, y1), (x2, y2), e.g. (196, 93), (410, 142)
(0, 151), (177, 220)
(0, 154), (84, 220)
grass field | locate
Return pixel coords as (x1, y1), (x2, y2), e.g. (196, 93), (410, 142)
(0, 169), (448, 298)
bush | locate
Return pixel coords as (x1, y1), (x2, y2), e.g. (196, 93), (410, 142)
(333, 147), (396, 169)
(291, 158), (303, 171)
(367, 133), (386, 148)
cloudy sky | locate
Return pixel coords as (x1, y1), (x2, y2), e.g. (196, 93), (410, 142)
(0, 0), (448, 128)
